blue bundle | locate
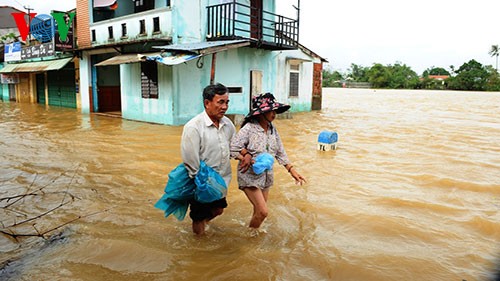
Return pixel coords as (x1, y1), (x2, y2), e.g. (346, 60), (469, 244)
(194, 161), (227, 203)
(318, 131), (338, 144)
(154, 161), (227, 221)
(252, 153), (275, 175)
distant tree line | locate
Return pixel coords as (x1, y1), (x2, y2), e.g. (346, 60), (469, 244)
(323, 59), (500, 91)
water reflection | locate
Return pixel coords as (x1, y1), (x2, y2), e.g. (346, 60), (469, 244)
(1, 89), (499, 281)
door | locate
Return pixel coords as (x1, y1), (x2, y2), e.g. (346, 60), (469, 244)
(8, 84), (16, 101)
(250, 70), (262, 111)
(250, 0), (263, 40)
(47, 63), (77, 108)
(36, 73), (46, 104)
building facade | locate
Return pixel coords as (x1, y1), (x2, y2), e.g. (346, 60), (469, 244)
(1, 1), (325, 126)
(77, 0), (324, 125)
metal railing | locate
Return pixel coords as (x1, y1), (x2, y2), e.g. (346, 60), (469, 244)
(207, 1), (298, 48)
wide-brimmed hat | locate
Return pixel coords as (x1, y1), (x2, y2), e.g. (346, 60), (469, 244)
(245, 93), (290, 119)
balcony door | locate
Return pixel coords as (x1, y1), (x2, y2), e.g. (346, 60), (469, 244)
(250, 0), (263, 40)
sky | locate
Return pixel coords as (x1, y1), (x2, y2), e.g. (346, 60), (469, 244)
(2, 0), (500, 75)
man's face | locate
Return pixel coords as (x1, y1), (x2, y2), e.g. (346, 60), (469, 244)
(205, 93), (229, 121)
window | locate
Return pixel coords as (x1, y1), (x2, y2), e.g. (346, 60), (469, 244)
(134, 0), (155, 13)
(91, 30), (96, 41)
(139, 19), (146, 35)
(108, 26), (113, 40)
(228, 87), (243, 94)
(153, 17), (160, 33)
(289, 63), (300, 97)
(141, 61), (158, 99)
(121, 23), (127, 37)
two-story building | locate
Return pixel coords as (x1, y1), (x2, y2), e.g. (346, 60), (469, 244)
(0, 7), (78, 107)
(76, 0), (325, 125)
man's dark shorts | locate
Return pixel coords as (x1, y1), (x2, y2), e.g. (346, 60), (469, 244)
(189, 198), (227, 222)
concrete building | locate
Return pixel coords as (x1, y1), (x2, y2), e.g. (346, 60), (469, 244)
(76, 0), (325, 125)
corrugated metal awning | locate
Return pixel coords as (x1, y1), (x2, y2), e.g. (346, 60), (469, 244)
(147, 53), (201, 66)
(94, 53), (159, 66)
(95, 52), (202, 66)
(286, 56), (312, 63)
(153, 39), (251, 55)
(0, 57), (73, 73)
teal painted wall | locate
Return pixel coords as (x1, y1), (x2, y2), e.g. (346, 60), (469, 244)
(0, 83), (8, 102)
(117, 46), (277, 125)
(121, 62), (174, 124)
(0, 64), (11, 102)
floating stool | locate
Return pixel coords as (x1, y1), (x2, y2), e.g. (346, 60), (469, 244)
(317, 131), (338, 151)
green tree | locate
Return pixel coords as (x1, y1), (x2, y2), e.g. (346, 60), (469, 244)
(367, 63), (390, 88)
(448, 59), (488, 91)
(0, 33), (18, 44)
(422, 67), (451, 77)
(348, 63), (369, 82)
(484, 65), (500, 91)
(387, 62), (419, 89)
(489, 45), (499, 72)
(322, 69), (344, 87)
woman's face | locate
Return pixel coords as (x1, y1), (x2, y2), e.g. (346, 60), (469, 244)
(261, 110), (276, 122)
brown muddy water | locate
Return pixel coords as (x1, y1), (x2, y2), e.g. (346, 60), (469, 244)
(0, 88), (499, 281)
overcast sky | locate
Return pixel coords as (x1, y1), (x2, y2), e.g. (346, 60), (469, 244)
(2, 0), (499, 74)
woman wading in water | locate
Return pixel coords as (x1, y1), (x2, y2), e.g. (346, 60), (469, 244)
(231, 93), (306, 233)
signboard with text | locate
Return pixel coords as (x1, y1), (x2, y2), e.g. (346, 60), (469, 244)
(21, 42), (55, 60)
(4, 42), (22, 62)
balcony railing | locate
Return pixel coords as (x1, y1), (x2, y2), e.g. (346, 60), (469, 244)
(207, 2), (299, 50)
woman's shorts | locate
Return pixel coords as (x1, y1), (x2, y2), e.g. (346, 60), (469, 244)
(188, 197), (227, 222)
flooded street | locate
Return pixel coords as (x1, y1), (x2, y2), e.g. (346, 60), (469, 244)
(1, 88), (499, 281)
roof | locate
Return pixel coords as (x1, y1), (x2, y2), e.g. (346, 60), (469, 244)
(428, 75), (450, 80)
(0, 57), (73, 73)
(0, 6), (26, 29)
(297, 43), (328, 63)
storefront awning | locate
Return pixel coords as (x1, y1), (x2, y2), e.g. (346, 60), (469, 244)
(153, 39), (251, 55)
(96, 40), (250, 68)
(95, 52), (202, 66)
(0, 57), (73, 73)
(95, 53), (157, 66)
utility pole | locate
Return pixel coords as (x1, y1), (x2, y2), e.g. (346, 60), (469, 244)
(23, 5), (33, 45)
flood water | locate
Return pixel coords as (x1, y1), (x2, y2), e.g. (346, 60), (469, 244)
(1, 88), (499, 281)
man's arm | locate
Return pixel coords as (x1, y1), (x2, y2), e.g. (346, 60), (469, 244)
(181, 126), (201, 178)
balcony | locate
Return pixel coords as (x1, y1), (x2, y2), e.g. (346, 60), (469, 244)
(206, 2), (299, 51)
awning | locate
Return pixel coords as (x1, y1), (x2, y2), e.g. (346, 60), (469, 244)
(0, 57), (73, 73)
(153, 39), (251, 55)
(95, 52), (202, 66)
(286, 56), (312, 63)
(95, 53), (158, 66)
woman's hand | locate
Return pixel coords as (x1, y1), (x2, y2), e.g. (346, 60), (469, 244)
(290, 168), (306, 185)
(238, 153), (254, 173)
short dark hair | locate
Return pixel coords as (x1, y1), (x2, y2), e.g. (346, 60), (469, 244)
(203, 83), (228, 101)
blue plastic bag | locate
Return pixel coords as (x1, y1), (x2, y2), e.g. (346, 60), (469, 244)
(154, 163), (195, 221)
(155, 161), (228, 220)
(194, 161), (227, 203)
(318, 131), (338, 144)
(154, 196), (189, 221)
(252, 153), (274, 175)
